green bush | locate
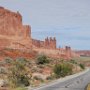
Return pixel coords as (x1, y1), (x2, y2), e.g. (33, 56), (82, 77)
(18, 75), (30, 86)
(37, 55), (49, 64)
(53, 63), (73, 78)
(79, 63), (85, 69)
(53, 64), (62, 78)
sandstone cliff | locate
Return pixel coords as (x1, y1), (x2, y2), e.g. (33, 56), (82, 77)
(0, 7), (32, 49)
(0, 7), (79, 60)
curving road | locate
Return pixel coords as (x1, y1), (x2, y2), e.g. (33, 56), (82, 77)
(31, 69), (90, 90)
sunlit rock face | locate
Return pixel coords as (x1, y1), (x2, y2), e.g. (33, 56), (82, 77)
(0, 6), (78, 60)
(0, 7), (32, 49)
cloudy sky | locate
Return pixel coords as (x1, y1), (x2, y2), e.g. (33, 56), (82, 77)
(0, 0), (90, 50)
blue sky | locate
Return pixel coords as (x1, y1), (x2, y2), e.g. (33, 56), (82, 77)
(0, 0), (90, 50)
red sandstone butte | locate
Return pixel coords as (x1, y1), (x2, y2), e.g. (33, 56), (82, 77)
(0, 7), (32, 49)
(0, 7), (79, 60)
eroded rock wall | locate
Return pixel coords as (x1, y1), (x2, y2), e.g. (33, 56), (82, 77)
(0, 7), (32, 49)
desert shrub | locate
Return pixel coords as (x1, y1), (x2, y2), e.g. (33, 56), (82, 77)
(4, 57), (13, 64)
(0, 67), (6, 74)
(18, 75), (30, 86)
(7, 60), (30, 88)
(46, 76), (54, 80)
(16, 58), (28, 65)
(53, 63), (73, 78)
(61, 63), (73, 76)
(37, 55), (49, 64)
(53, 64), (62, 78)
(79, 63), (85, 69)
(70, 59), (77, 64)
(34, 76), (44, 82)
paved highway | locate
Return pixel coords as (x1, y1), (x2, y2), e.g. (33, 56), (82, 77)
(31, 69), (90, 90)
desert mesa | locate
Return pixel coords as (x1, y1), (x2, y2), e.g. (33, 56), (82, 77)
(0, 6), (79, 59)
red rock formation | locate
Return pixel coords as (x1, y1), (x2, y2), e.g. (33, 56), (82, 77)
(32, 37), (56, 49)
(0, 7), (22, 36)
(0, 7), (32, 49)
(45, 37), (49, 48)
(49, 37), (56, 49)
(65, 46), (72, 59)
(0, 7), (79, 60)
(32, 39), (41, 48)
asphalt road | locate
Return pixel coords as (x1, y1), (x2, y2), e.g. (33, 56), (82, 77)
(31, 69), (90, 90)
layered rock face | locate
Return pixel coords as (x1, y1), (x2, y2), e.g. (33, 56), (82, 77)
(0, 7), (32, 49)
(0, 7), (79, 60)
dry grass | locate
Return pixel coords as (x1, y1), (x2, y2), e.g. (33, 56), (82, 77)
(73, 57), (90, 62)
(87, 84), (90, 90)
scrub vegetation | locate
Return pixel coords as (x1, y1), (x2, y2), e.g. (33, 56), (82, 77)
(0, 55), (85, 89)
